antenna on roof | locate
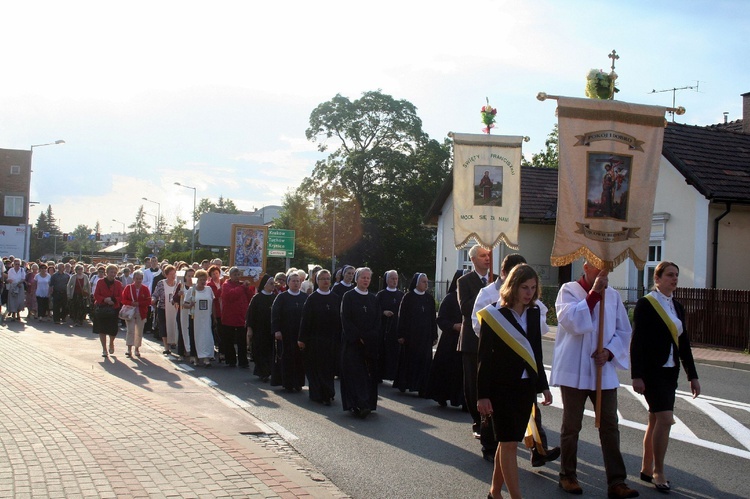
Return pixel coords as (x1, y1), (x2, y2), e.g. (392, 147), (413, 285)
(649, 81), (700, 122)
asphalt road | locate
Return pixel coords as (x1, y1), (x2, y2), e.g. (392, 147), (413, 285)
(196, 339), (750, 498)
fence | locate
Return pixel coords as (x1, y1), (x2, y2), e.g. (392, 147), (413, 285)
(673, 288), (750, 351)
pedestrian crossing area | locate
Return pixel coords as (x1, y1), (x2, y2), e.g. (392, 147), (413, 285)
(542, 367), (750, 460)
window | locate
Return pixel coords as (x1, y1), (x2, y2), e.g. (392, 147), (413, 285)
(10, 165), (20, 175)
(644, 242), (662, 290)
(3, 196), (24, 217)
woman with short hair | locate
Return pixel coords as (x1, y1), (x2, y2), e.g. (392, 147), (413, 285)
(121, 270), (151, 358)
(5, 259), (26, 322)
(152, 265), (180, 355)
(67, 264), (92, 327)
(93, 264), (124, 357)
(35, 263), (52, 322)
(183, 269), (215, 367)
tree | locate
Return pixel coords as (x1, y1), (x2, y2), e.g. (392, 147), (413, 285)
(168, 215), (189, 251)
(69, 224), (96, 257)
(290, 90), (451, 278)
(522, 124), (558, 168)
(30, 205), (61, 260)
(194, 196), (240, 220)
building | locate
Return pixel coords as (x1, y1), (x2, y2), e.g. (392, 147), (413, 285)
(0, 148), (32, 228)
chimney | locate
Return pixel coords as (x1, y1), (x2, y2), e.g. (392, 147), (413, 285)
(743, 91), (750, 134)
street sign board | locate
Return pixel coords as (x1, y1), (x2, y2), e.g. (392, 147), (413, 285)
(267, 229), (295, 258)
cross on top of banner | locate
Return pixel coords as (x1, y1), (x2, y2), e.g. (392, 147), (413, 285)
(608, 50), (619, 72)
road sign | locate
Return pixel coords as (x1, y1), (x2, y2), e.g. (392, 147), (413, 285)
(267, 229), (295, 258)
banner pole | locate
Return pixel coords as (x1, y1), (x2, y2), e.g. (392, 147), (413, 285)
(595, 289), (605, 429)
(536, 92), (686, 116)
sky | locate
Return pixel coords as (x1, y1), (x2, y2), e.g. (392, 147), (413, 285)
(2, 0), (749, 234)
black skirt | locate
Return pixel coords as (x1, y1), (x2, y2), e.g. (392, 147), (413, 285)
(488, 379), (536, 442)
(644, 366), (680, 413)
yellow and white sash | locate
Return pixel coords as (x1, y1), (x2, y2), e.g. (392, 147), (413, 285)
(644, 294), (679, 348)
(477, 305), (537, 374)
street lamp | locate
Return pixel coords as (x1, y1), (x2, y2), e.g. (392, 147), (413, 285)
(112, 219), (126, 240)
(142, 197), (161, 235)
(25, 140), (65, 261)
(174, 182), (197, 262)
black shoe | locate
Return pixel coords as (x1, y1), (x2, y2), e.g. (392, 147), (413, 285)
(531, 446), (561, 467)
(482, 451), (494, 463)
(639, 472), (653, 483)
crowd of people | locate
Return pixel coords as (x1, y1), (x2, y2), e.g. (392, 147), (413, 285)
(1, 252), (701, 498)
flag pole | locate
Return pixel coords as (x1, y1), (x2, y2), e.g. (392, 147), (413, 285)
(536, 92), (686, 116)
(595, 287), (605, 428)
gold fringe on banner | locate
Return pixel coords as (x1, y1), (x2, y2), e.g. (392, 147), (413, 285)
(550, 246), (647, 272)
(455, 232), (520, 251)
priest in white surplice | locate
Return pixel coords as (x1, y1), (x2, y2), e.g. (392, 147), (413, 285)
(551, 261), (638, 499)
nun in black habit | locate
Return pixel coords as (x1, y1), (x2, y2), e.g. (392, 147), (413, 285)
(298, 269), (341, 405)
(270, 271), (307, 392)
(331, 264), (355, 297)
(246, 274), (276, 381)
(376, 270), (404, 382)
(393, 273), (438, 397)
(340, 267), (381, 418)
(425, 270), (466, 407)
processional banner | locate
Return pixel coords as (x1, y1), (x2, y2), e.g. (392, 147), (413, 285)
(452, 133), (523, 249)
(551, 97), (667, 270)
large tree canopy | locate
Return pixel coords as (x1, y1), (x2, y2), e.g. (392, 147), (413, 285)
(282, 90), (450, 280)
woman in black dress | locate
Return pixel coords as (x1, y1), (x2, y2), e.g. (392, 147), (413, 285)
(377, 270), (403, 382)
(271, 271), (307, 391)
(631, 261), (700, 493)
(340, 267), (381, 418)
(425, 269), (465, 408)
(247, 274), (276, 381)
(476, 264), (551, 499)
(298, 269), (341, 405)
(393, 273), (437, 397)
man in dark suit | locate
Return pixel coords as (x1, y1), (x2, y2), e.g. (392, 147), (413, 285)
(457, 245), (495, 461)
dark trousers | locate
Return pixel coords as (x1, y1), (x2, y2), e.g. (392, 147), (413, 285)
(560, 386), (627, 486)
(37, 297), (50, 318)
(222, 324), (248, 367)
(52, 291), (67, 322)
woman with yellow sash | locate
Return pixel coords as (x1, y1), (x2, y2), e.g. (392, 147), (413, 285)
(477, 264), (552, 499)
(631, 261), (700, 493)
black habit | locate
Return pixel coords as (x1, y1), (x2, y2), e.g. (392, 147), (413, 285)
(298, 290), (341, 404)
(340, 288), (381, 414)
(246, 291), (275, 380)
(393, 290), (437, 396)
(270, 290), (307, 391)
(425, 288), (464, 407)
(376, 287), (404, 381)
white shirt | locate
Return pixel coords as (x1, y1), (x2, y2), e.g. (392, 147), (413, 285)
(550, 281), (632, 390)
(650, 289), (683, 367)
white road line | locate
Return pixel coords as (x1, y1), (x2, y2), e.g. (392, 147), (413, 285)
(175, 363), (195, 372)
(197, 376), (217, 387)
(621, 384), (696, 439)
(268, 422), (299, 441)
(682, 395), (750, 452)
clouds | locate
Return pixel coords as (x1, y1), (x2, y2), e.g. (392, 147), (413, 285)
(6, 0), (750, 234)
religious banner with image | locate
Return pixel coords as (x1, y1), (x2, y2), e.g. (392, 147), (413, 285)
(452, 133), (523, 249)
(551, 96), (668, 270)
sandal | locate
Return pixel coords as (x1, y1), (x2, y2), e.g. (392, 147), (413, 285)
(109, 345), (114, 354)
(654, 481), (671, 493)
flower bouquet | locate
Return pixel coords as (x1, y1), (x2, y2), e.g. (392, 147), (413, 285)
(585, 69), (619, 100)
(481, 98), (497, 134)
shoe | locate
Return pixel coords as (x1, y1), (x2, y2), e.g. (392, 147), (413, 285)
(359, 407), (371, 418)
(482, 451), (494, 463)
(639, 472), (653, 483)
(607, 482), (639, 499)
(135, 350), (141, 357)
(559, 476), (583, 495)
(109, 345), (114, 354)
(531, 446), (561, 467)
(654, 482), (670, 494)
(163, 350), (170, 355)
(102, 352), (108, 358)
(126, 352), (132, 358)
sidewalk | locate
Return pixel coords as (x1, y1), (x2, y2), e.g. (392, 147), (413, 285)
(545, 326), (750, 371)
(0, 314), (346, 498)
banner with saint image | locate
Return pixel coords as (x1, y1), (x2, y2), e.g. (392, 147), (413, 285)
(551, 96), (668, 270)
(452, 133), (523, 249)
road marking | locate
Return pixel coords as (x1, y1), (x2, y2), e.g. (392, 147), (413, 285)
(267, 422), (299, 441)
(621, 385), (696, 439)
(682, 395), (750, 451)
(175, 363), (195, 372)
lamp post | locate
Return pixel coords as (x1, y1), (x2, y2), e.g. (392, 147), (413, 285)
(26, 140), (65, 261)
(112, 219), (126, 240)
(174, 182), (197, 263)
(142, 197), (161, 235)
